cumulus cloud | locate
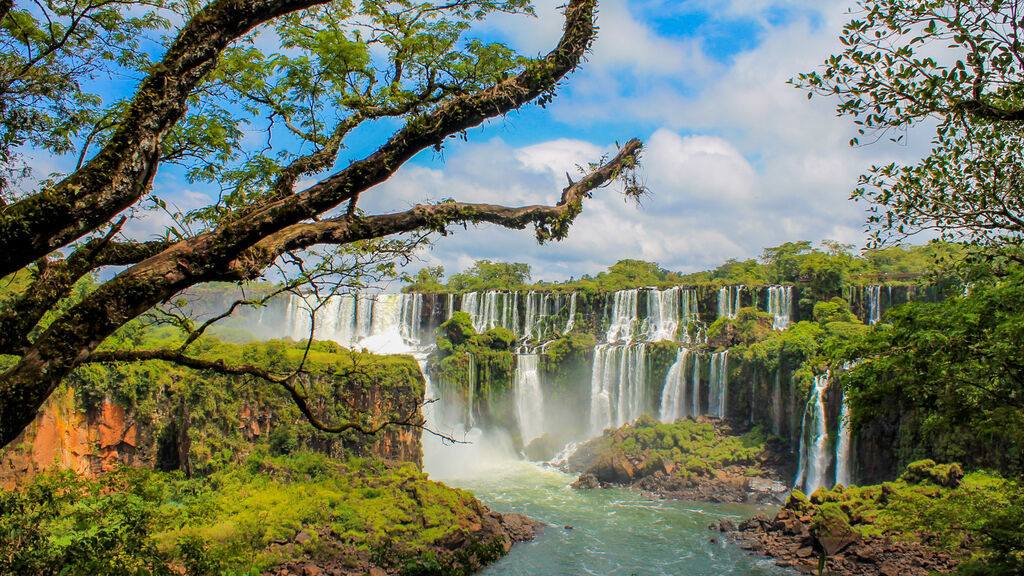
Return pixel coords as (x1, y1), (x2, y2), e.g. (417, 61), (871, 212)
(118, 0), (928, 284)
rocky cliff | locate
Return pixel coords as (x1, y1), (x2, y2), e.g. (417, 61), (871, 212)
(0, 339), (426, 486)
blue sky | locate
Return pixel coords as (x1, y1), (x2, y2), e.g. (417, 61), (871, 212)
(114, 0), (932, 283)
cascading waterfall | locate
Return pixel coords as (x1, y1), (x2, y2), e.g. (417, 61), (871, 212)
(646, 287), (677, 341)
(717, 285), (743, 319)
(866, 284), (894, 325)
(659, 348), (690, 422)
(767, 285), (792, 331)
(615, 344), (648, 428)
(466, 354), (476, 428)
(589, 287), (700, 435)
(282, 292), (425, 353)
(514, 354), (545, 444)
(589, 345), (614, 436)
(794, 372), (832, 495)
(461, 291), (519, 333)
(588, 343), (649, 435)
(691, 355), (702, 417)
(835, 393), (853, 486)
(564, 292), (577, 333)
(605, 289), (639, 342)
(708, 350), (729, 418)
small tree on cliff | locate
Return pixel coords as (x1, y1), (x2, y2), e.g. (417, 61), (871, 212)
(0, 0), (643, 448)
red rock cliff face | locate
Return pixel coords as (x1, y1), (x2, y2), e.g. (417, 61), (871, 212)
(0, 357), (426, 486)
(0, 389), (148, 488)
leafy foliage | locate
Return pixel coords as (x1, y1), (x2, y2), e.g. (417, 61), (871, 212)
(833, 263), (1024, 476)
(797, 460), (1024, 573)
(0, 453), (503, 576)
(795, 0), (1024, 247)
(591, 414), (768, 481)
(447, 260), (532, 292)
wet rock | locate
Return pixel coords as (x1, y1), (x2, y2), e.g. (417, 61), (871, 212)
(571, 473), (600, 490)
(523, 434), (560, 462)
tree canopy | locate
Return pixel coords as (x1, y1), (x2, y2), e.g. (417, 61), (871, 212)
(795, 0), (1024, 248)
(0, 0), (644, 448)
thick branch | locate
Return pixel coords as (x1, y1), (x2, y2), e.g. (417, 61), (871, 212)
(225, 139), (644, 279)
(0, 0), (332, 277)
(207, 0), (602, 260)
(0, 0), (618, 450)
(0, 235), (172, 355)
(951, 99), (1024, 122)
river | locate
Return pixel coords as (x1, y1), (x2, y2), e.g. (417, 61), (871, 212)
(426, 444), (797, 576)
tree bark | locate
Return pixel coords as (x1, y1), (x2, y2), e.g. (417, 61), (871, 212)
(0, 0), (635, 449)
(0, 0), (331, 278)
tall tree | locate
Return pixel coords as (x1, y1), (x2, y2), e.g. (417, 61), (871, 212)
(795, 0), (1024, 247)
(0, 0), (643, 448)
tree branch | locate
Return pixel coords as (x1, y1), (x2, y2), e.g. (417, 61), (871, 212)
(0, 230), (172, 355)
(0, 0), (333, 277)
(84, 349), (457, 440)
(223, 139), (643, 280)
(205, 0), (603, 261)
(0, 0), (625, 450)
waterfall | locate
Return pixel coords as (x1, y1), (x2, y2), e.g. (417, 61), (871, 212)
(605, 289), (639, 342)
(659, 348), (690, 422)
(767, 286), (792, 331)
(794, 373), (832, 495)
(691, 354), (702, 417)
(717, 285), (743, 320)
(446, 293), (455, 320)
(835, 392), (853, 486)
(515, 354), (545, 444)
(589, 344), (614, 436)
(708, 350), (729, 418)
(615, 343), (648, 428)
(646, 287), (678, 341)
(564, 292), (577, 333)
(588, 343), (649, 435)
(466, 354), (476, 428)
(460, 291), (518, 333)
(281, 292), (424, 354)
(866, 285), (893, 325)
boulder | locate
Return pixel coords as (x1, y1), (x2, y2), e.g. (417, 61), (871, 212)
(571, 473), (600, 490)
(523, 434), (560, 462)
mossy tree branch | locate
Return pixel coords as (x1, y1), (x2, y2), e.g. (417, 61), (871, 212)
(0, 0), (332, 277)
(0, 0), (640, 450)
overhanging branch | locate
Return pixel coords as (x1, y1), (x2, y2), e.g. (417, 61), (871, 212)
(85, 349), (447, 438)
(221, 138), (643, 280)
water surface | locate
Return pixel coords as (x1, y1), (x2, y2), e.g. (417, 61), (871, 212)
(437, 461), (798, 576)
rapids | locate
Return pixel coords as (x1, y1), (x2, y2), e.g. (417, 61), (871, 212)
(427, 456), (798, 576)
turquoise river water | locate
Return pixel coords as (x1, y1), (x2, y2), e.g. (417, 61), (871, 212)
(435, 460), (799, 576)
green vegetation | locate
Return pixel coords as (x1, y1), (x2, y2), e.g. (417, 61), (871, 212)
(795, 1), (1024, 249)
(0, 452), (505, 576)
(430, 312), (517, 432)
(792, 460), (1024, 575)
(590, 414), (768, 481)
(404, 244), (960, 298)
(58, 333), (424, 474)
(833, 261), (1024, 476)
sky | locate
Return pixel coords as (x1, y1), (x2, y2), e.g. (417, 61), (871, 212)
(351, 0), (935, 282)
(125, 0), (936, 283)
